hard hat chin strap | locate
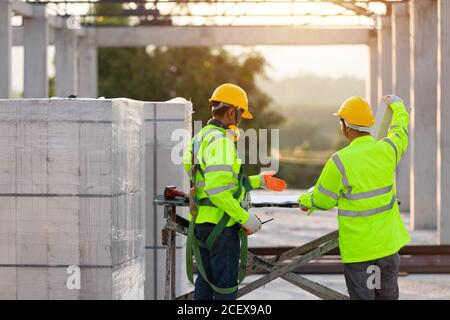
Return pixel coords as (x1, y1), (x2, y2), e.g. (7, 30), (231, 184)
(343, 119), (372, 133)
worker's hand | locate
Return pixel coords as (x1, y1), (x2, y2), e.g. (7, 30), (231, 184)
(298, 192), (312, 214)
(242, 212), (262, 235)
(260, 171), (288, 192)
(381, 95), (404, 108)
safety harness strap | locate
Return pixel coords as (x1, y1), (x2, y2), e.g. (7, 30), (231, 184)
(186, 216), (248, 295)
(186, 125), (248, 295)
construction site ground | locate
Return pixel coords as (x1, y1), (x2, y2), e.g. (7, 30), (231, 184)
(187, 189), (450, 300)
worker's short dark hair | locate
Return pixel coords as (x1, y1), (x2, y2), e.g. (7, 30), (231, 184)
(210, 100), (232, 118)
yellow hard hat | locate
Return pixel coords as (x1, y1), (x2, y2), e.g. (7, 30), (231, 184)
(334, 96), (375, 127)
(209, 83), (253, 119)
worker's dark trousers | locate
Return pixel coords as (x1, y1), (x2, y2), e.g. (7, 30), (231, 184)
(193, 223), (240, 300)
(343, 252), (400, 300)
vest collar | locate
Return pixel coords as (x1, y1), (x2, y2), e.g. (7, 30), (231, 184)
(207, 118), (228, 130)
(350, 135), (374, 146)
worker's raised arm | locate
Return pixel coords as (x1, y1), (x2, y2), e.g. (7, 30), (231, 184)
(202, 137), (250, 224)
(298, 156), (344, 213)
(383, 95), (410, 165)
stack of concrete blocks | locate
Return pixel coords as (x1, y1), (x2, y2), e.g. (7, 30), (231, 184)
(144, 98), (192, 299)
(0, 98), (145, 299)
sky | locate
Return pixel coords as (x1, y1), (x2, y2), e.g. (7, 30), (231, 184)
(227, 45), (368, 81)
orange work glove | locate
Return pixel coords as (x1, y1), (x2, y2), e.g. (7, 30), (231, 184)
(260, 171), (287, 192)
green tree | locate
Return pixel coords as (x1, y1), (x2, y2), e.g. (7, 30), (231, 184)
(94, 2), (283, 175)
(98, 47), (283, 130)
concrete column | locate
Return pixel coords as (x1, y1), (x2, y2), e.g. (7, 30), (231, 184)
(367, 31), (379, 111)
(0, 0), (12, 98)
(23, 5), (48, 98)
(410, 0), (438, 230)
(378, 16), (393, 99)
(55, 29), (78, 97)
(78, 29), (98, 98)
(438, 0), (450, 243)
(392, 3), (411, 212)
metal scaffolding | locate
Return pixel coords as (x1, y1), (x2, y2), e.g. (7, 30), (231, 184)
(20, 0), (406, 27)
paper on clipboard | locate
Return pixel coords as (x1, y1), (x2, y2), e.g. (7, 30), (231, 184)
(372, 99), (393, 140)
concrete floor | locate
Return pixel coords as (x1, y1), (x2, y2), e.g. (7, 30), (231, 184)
(206, 190), (450, 300)
(239, 274), (450, 300)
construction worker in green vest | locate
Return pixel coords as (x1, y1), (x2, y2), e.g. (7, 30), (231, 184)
(298, 95), (411, 300)
(183, 83), (287, 300)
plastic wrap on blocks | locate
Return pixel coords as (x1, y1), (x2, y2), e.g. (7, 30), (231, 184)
(142, 98), (192, 299)
(0, 98), (145, 299)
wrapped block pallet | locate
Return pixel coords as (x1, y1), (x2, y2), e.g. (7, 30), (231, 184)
(144, 98), (192, 299)
(0, 98), (145, 299)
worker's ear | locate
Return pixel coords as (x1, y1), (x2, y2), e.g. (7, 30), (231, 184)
(340, 119), (350, 140)
(226, 107), (236, 122)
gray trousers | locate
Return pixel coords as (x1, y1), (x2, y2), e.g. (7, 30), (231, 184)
(343, 252), (400, 300)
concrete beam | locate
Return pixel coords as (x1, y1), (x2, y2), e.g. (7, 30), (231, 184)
(0, 0), (12, 98)
(410, 0), (438, 230)
(392, 2), (411, 212)
(377, 16), (393, 98)
(23, 4), (48, 98)
(13, 26), (370, 47)
(11, 0), (34, 17)
(78, 29), (98, 98)
(438, 0), (450, 243)
(367, 31), (379, 111)
(47, 15), (86, 37)
(94, 26), (373, 47)
(55, 29), (78, 97)
(12, 19), (85, 48)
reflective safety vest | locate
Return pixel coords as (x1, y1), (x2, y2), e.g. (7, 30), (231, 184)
(299, 100), (411, 263)
(182, 120), (261, 294)
(183, 122), (261, 227)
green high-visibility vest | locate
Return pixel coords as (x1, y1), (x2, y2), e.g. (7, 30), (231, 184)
(183, 123), (261, 226)
(299, 100), (411, 263)
(182, 121), (261, 294)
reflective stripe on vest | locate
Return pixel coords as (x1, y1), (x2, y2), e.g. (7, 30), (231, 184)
(191, 127), (227, 189)
(193, 130), (226, 164)
(318, 184), (339, 201)
(338, 195), (397, 217)
(332, 154), (394, 201)
(332, 154), (351, 191)
(204, 165), (233, 174)
(191, 126), (242, 198)
(383, 137), (398, 163)
(342, 185), (393, 200)
(195, 173), (238, 190)
(389, 125), (399, 131)
(389, 125), (408, 137)
(205, 183), (237, 196)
